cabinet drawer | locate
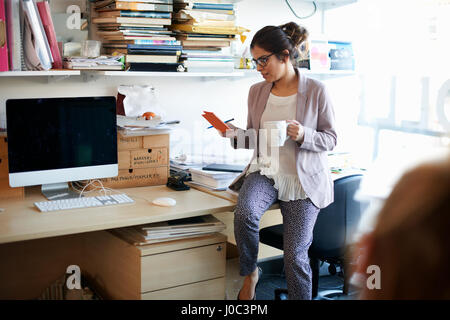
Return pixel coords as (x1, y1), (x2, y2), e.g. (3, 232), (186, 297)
(141, 277), (225, 300)
(141, 242), (226, 292)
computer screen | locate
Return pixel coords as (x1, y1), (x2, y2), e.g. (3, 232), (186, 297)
(6, 96), (118, 193)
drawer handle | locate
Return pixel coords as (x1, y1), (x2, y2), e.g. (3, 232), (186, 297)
(216, 245), (222, 252)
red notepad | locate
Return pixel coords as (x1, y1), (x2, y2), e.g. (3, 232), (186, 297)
(0, 0), (9, 71)
(37, 1), (62, 69)
(202, 111), (231, 133)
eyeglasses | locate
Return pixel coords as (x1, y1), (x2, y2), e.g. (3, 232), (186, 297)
(252, 52), (276, 68)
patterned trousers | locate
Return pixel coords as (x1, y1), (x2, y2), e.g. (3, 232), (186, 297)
(234, 172), (320, 300)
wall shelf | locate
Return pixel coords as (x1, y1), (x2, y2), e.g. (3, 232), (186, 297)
(97, 71), (245, 77)
(0, 70), (245, 81)
(0, 70), (80, 77)
(242, 69), (356, 78)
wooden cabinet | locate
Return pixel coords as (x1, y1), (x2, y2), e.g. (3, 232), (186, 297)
(84, 230), (227, 300)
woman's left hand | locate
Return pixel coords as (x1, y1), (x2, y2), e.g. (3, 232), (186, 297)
(286, 120), (305, 143)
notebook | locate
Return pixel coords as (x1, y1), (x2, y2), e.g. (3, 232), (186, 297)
(202, 111), (230, 133)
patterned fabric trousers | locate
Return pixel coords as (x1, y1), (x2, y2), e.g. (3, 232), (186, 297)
(234, 172), (320, 300)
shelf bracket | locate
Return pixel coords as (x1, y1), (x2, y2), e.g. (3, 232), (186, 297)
(47, 74), (72, 83)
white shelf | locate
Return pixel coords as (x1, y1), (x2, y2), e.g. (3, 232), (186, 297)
(96, 71), (245, 77)
(243, 69), (356, 77)
(0, 70), (80, 77)
(0, 70), (245, 79)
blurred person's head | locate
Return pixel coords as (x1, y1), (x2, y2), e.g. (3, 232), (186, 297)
(353, 155), (450, 299)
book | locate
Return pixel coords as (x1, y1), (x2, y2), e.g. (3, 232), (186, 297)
(5, 0), (22, 71)
(0, 0), (9, 71)
(95, 0), (174, 9)
(202, 111), (231, 133)
(128, 62), (185, 72)
(127, 49), (181, 55)
(97, 10), (172, 19)
(181, 39), (232, 47)
(190, 173), (237, 189)
(37, 1), (62, 69)
(202, 163), (245, 173)
(170, 24), (249, 35)
(190, 167), (238, 179)
(128, 44), (182, 51)
(126, 54), (178, 63)
(110, 214), (225, 245)
(101, 35), (176, 41)
(96, 2), (173, 12)
(92, 16), (171, 25)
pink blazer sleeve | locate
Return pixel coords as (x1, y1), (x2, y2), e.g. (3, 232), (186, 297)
(299, 85), (337, 152)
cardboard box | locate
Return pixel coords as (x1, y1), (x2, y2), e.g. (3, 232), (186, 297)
(118, 135), (143, 151)
(118, 151), (131, 170)
(93, 133), (170, 189)
(130, 147), (168, 169)
(143, 134), (170, 149)
(0, 135), (7, 156)
(98, 167), (168, 189)
(0, 154), (8, 179)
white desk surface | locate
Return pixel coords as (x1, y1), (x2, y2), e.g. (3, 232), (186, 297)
(0, 185), (236, 245)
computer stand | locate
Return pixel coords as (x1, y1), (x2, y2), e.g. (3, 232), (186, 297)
(41, 182), (82, 200)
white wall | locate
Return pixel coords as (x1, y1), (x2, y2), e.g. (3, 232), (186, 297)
(0, 0), (360, 164)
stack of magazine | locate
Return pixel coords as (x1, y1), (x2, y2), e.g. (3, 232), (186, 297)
(111, 215), (225, 245)
(189, 167), (239, 190)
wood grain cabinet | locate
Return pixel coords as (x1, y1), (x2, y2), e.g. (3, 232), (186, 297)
(84, 230), (227, 300)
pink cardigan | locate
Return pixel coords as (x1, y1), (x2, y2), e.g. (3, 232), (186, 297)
(228, 68), (337, 209)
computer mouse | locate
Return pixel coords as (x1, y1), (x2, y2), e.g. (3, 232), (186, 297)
(152, 197), (176, 207)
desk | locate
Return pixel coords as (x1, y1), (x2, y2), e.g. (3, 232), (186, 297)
(0, 185), (236, 299)
(0, 185), (235, 245)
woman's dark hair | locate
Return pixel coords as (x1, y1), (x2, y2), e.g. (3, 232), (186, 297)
(250, 22), (308, 66)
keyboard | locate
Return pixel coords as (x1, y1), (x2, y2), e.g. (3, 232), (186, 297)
(34, 194), (135, 212)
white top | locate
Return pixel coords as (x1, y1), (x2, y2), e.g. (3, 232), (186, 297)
(247, 92), (308, 201)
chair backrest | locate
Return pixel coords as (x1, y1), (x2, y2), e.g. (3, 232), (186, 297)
(309, 174), (367, 259)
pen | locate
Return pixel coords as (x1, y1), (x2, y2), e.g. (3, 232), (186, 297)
(207, 118), (234, 129)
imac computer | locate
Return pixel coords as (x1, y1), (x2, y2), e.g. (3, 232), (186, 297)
(6, 96), (118, 200)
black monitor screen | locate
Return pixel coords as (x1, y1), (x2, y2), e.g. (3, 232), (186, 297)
(6, 97), (117, 173)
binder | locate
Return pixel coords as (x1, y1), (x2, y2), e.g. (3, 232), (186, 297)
(5, 0), (22, 71)
(22, 0), (52, 70)
(202, 111), (230, 133)
(0, 0), (9, 71)
(37, 1), (62, 69)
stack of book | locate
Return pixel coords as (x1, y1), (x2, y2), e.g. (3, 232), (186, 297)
(170, 0), (248, 72)
(1, 0), (62, 71)
(92, 0), (185, 72)
(189, 167), (239, 190)
(111, 215), (226, 245)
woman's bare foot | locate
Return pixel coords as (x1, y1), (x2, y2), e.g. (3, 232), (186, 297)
(238, 267), (259, 300)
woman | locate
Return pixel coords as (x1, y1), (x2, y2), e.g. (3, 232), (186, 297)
(221, 22), (337, 300)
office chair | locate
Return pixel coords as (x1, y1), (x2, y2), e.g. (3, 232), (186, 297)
(259, 174), (366, 300)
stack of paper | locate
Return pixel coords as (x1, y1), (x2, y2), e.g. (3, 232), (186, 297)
(170, 0), (249, 72)
(189, 167), (239, 190)
(111, 215), (226, 245)
(63, 55), (124, 70)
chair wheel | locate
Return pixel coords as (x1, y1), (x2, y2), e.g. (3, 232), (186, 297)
(328, 264), (337, 275)
(274, 288), (289, 300)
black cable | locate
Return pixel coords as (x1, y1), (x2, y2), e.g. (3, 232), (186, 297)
(285, 0), (317, 19)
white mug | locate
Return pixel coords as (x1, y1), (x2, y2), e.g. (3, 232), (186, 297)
(263, 120), (288, 147)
